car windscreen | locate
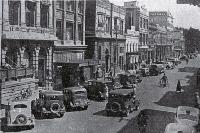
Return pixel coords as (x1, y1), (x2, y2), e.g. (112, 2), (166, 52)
(178, 114), (198, 122)
(14, 104), (27, 108)
(74, 91), (86, 95)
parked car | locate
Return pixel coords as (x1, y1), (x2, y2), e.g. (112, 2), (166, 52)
(165, 61), (174, 69)
(167, 58), (181, 65)
(164, 123), (196, 133)
(63, 86), (89, 110)
(149, 64), (164, 76)
(83, 80), (113, 100)
(175, 106), (199, 127)
(139, 67), (149, 77)
(105, 89), (140, 117)
(31, 90), (65, 118)
(4, 100), (35, 129)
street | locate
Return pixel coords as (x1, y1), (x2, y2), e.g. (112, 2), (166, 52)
(4, 56), (199, 133)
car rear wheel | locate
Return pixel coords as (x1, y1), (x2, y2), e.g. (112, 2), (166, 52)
(50, 103), (61, 114)
(15, 114), (27, 124)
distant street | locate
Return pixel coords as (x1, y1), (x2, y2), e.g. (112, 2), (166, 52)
(5, 56), (199, 133)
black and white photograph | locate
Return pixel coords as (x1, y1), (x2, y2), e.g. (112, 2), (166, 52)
(0, 0), (200, 132)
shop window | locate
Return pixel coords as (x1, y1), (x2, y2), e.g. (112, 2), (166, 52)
(120, 47), (124, 53)
(97, 13), (105, 27)
(98, 46), (101, 60)
(66, 0), (74, 12)
(9, 1), (20, 25)
(26, 1), (36, 27)
(40, 3), (49, 28)
(66, 22), (73, 40)
(56, 20), (62, 40)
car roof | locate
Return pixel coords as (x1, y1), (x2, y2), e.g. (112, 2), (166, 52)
(40, 90), (63, 96)
(109, 89), (133, 96)
(10, 100), (29, 105)
(64, 86), (86, 92)
(177, 106), (199, 116)
(165, 123), (196, 133)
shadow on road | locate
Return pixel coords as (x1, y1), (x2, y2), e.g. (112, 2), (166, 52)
(117, 109), (175, 133)
(178, 67), (198, 73)
(155, 66), (197, 108)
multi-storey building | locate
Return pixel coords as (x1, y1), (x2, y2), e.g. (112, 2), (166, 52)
(85, 0), (126, 77)
(172, 28), (185, 58)
(149, 11), (174, 61)
(125, 26), (140, 70)
(53, 0), (87, 88)
(124, 1), (149, 65)
(1, 0), (57, 104)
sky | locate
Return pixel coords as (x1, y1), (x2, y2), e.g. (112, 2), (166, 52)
(109, 0), (200, 30)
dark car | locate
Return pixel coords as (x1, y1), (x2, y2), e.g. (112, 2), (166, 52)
(105, 89), (140, 117)
(83, 80), (114, 100)
(63, 86), (89, 111)
(117, 73), (139, 88)
(149, 64), (164, 76)
(31, 90), (65, 118)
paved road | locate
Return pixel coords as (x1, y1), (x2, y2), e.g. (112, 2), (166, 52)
(3, 55), (200, 133)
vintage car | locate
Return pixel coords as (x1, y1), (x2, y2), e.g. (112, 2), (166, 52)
(31, 90), (65, 118)
(164, 123), (196, 133)
(63, 86), (89, 110)
(83, 80), (114, 100)
(105, 89), (140, 117)
(139, 67), (149, 77)
(149, 64), (164, 76)
(175, 106), (199, 127)
(4, 100), (35, 129)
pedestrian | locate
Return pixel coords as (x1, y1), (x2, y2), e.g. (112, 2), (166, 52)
(137, 110), (149, 133)
(186, 58), (189, 64)
(176, 80), (181, 93)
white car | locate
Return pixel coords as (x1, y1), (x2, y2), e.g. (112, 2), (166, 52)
(4, 100), (35, 129)
(164, 123), (196, 133)
(175, 106), (199, 127)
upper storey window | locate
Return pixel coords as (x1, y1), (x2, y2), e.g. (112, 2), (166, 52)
(40, 3), (49, 28)
(66, 0), (74, 12)
(26, 1), (36, 27)
(97, 13), (105, 28)
(78, 1), (84, 14)
(56, 1), (63, 9)
(9, 1), (21, 25)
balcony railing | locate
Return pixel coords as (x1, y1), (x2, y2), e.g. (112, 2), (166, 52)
(0, 67), (34, 80)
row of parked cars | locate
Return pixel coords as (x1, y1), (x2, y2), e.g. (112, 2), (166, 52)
(2, 73), (141, 131)
(164, 106), (199, 133)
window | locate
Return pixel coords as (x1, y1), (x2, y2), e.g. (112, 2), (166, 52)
(56, 1), (63, 9)
(9, 1), (20, 25)
(98, 46), (101, 60)
(140, 17), (142, 28)
(120, 20), (123, 35)
(78, 1), (84, 14)
(130, 43), (132, 52)
(66, 22), (73, 40)
(120, 47), (124, 53)
(78, 24), (83, 41)
(105, 17), (110, 33)
(40, 3), (49, 28)
(143, 18), (145, 29)
(56, 20), (62, 40)
(97, 13), (105, 27)
(26, 1), (36, 27)
(66, 0), (74, 12)
(14, 104), (27, 109)
(114, 17), (118, 30)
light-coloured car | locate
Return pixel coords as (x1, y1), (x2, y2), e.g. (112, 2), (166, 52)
(5, 100), (35, 129)
(164, 123), (196, 133)
(175, 106), (199, 127)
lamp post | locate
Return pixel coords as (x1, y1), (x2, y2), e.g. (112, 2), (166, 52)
(113, 25), (119, 77)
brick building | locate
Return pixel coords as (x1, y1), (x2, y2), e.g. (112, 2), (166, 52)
(53, 0), (87, 88)
(85, 0), (126, 77)
(0, 0), (57, 104)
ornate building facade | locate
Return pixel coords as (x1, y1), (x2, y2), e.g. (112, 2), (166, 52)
(1, 0), (56, 104)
